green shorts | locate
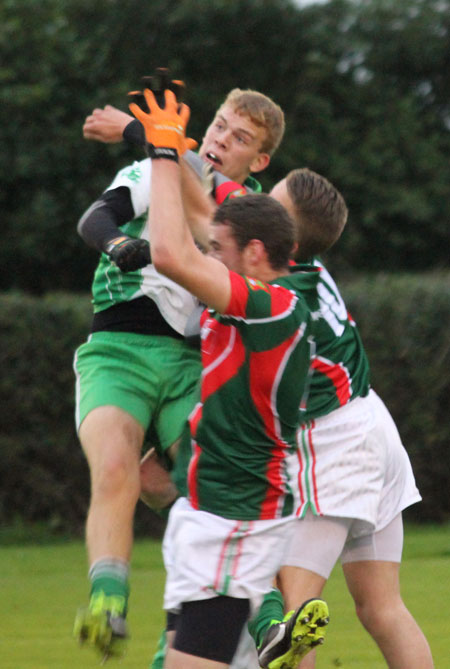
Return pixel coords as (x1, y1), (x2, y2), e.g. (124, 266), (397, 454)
(73, 331), (201, 452)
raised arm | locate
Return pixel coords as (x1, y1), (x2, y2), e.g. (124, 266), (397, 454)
(130, 90), (231, 313)
(180, 152), (251, 250)
(180, 160), (216, 250)
(83, 105), (139, 144)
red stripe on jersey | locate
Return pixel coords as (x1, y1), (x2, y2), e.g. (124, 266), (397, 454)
(200, 323), (246, 402)
(311, 355), (352, 406)
(270, 287), (298, 318)
(224, 272), (250, 316)
(249, 325), (307, 519)
(189, 402), (203, 440)
(226, 271), (298, 321)
(187, 440), (202, 509)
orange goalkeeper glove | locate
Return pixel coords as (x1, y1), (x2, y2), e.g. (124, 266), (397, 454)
(126, 93), (197, 154)
(129, 89), (190, 162)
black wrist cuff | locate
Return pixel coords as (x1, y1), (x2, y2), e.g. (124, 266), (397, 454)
(146, 144), (179, 162)
(123, 119), (146, 147)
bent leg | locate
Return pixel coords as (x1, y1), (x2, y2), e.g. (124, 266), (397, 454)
(261, 512), (350, 668)
(279, 511), (351, 612)
(342, 515), (434, 668)
(277, 567), (326, 615)
(275, 568), (327, 669)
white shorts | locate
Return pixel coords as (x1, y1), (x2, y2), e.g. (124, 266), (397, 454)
(163, 497), (296, 615)
(283, 511), (404, 579)
(291, 389), (421, 537)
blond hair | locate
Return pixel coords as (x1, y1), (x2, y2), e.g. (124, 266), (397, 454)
(219, 88), (285, 155)
(286, 168), (348, 261)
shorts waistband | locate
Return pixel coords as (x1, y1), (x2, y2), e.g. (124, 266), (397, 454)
(87, 330), (192, 349)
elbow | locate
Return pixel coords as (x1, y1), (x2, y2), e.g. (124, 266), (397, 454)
(77, 200), (99, 239)
(76, 217), (85, 238)
(151, 244), (180, 279)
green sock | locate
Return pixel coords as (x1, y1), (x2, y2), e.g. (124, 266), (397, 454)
(149, 629), (167, 669)
(248, 588), (285, 647)
(89, 558), (130, 615)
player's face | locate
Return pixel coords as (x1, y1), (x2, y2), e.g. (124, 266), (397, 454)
(208, 223), (246, 274)
(199, 105), (270, 184)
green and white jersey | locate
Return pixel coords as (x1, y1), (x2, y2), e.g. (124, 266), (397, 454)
(91, 158), (198, 334)
(301, 259), (371, 421)
(90, 159), (261, 334)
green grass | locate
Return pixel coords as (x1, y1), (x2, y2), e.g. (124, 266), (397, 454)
(1, 524), (449, 668)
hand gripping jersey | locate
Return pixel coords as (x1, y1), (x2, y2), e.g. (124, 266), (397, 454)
(90, 157), (260, 334)
(301, 259), (370, 421)
(186, 267), (319, 521)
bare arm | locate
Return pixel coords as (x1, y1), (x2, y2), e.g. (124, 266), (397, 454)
(180, 159), (216, 250)
(150, 159), (231, 313)
(129, 88), (232, 311)
(83, 105), (134, 143)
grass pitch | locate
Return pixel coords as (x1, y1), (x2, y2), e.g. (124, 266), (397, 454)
(1, 523), (449, 668)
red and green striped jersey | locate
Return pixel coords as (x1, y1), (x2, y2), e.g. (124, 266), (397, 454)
(299, 259), (370, 421)
(186, 267), (319, 521)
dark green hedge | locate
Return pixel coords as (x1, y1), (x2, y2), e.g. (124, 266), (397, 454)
(1, 273), (449, 536)
(339, 272), (450, 524)
(0, 292), (165, 538)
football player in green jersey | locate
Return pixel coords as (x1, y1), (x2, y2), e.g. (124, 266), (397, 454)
(252, 169), (433, 669)
(144, 167), (433, 669)
(129, 87), (326, 669)
(73, 83), (285, 661)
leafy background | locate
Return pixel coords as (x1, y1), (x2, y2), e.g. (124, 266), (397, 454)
(1, 0), (449, 293)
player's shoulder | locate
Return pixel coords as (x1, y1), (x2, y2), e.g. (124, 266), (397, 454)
(107, 157), (151, 191)
(282, 264), (321, 294)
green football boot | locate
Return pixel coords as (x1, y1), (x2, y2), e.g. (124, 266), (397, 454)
(258, 598), (329, 669)
(74, 591), (128, 662)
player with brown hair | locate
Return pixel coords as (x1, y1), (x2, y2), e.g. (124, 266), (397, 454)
(73, 83), (286, 660)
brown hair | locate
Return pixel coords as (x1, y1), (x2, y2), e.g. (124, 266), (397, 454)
(219, 88), (285, 155)
(286, 168), (348, 261)
(213, 193), (294, 270)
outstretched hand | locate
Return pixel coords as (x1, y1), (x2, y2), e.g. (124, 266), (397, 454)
(129, 89), (191, 161)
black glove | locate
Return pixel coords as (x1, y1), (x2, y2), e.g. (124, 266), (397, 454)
(105, 236), (151, 272)
(128, 67), (185, 112)
(142, 67), (185, 107)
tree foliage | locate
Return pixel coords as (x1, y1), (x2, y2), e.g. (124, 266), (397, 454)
(1, 0), (449, 292)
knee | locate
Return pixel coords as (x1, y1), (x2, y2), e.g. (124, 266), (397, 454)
(354, 596), (403, 636)
(91, 451), (140, 501)
(353, 599), (373, 631)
